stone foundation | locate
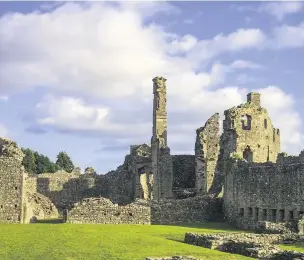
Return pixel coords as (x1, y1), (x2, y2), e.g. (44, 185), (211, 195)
(184, 232), (304, 259)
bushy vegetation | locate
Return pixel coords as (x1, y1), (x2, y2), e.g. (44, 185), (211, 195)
(0, 222), (252, 260)
(22, 148), (75, 175)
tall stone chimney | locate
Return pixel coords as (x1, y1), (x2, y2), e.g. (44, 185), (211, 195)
(151, 77), (173, 201)
(247, 92), (261, 107)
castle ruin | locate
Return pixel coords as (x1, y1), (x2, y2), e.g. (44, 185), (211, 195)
(1, 76), (304, 234)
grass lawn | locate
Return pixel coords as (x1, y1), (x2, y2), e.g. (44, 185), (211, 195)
(280, 243), (304, 252)
(0, 222), (253, 260)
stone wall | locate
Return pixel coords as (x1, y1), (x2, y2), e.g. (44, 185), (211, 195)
(23, 192), (59, 223)
(67, 197), (151, 224)
(184, 232), (304, 259)
(151, 196), (223, 224)
(221, 92), (280, 163)
(0, 138), (25, 223)
(36, 171), (104, 211)
(172, 155), (195, 189)
(224, 155), (304, 230)
(195, 113), (220, 194)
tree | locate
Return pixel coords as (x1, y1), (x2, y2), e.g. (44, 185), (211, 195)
(56, 151), (74, 173)
(22, 148), (36, 175)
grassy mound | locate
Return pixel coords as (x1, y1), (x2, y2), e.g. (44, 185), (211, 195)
(0, 222), (254, 260)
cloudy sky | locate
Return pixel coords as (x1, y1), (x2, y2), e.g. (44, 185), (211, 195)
(0, 1), (303, 173)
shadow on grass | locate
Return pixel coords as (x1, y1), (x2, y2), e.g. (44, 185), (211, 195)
(33, 218), (64, 224)
(166, 221), (241, 232)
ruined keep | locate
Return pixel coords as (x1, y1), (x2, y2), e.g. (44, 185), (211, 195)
(221, 92), (280, 162)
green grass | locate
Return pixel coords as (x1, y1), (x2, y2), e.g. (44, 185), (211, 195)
(280, 242), (304, 252)
(0, 222), (254, 260)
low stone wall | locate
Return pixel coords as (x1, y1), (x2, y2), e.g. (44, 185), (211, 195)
(67, 197), (151, 224)
(184, 232), (304, 259)
(151, 196), (223, 225)
(67, 195), (222, 225)
(256, 221), (298, 234)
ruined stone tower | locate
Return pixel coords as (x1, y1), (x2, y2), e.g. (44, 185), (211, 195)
(151, 77), (173, 201)
(221, 92), (280, 162)
(195, 113), (220, 194)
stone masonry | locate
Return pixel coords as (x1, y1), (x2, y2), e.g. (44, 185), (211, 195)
(184, 232), (304, 259)
(0, 138), (25, 223)
(195, 113), (220, 194)
(221, 92), (280, 162)
(151, 76), (173, 200)
(67, 197), (151, 224)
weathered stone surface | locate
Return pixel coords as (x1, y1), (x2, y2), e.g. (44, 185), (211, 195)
(151, 196), (223, 224)
(223, 156), (304, 231)
(151, 76), (173, 200)
(67, 197), (151, 224)
(36, 171), (102, 211)
(185, 232), (304, 259)
(0, 138), (25, 223)
(221, 92), (280, 162)
(172, 155), (195, 189)
(195, 113), (220, 194)
(23, 192), (59, 223)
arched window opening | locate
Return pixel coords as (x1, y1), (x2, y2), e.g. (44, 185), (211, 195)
(241, 114), (252, 130)
(243, 146), (253, 162)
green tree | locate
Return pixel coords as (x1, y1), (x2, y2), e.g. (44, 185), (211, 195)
(56, 151), (74, 173)
(22, 148), (36, 175)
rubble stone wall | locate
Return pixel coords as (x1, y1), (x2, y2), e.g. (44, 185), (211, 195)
(224, 157), (304, 230)
(67, 197), (151, 224)
(36, 171), (105, 210)
(151, 196), (223, 224)
(0, 138), (25, 223)
(184, 232), (304, 259)
(195, 113), (220, 194)
(172, 155), (195, 189)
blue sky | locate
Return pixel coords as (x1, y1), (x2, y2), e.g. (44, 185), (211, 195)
(0, 1), (304, 173)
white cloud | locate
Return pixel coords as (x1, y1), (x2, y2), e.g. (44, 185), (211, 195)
(0, 96), (8, 101)
(0, 124), (8, 137)
(259, 2), (303, 21)
(0, 2), (303, 157)
(35, 95), (150, 139)
(230, 60), (264, 70)
(271, 22), (304, 48)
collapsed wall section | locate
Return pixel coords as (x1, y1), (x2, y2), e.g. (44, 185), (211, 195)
(195, 113), (220, 194)
(67, 197), (151, 224)
(67, 195), (222, 225)
(36, 171), (104, 211)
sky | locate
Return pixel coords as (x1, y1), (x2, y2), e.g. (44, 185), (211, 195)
(0, 1), (304, 173)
